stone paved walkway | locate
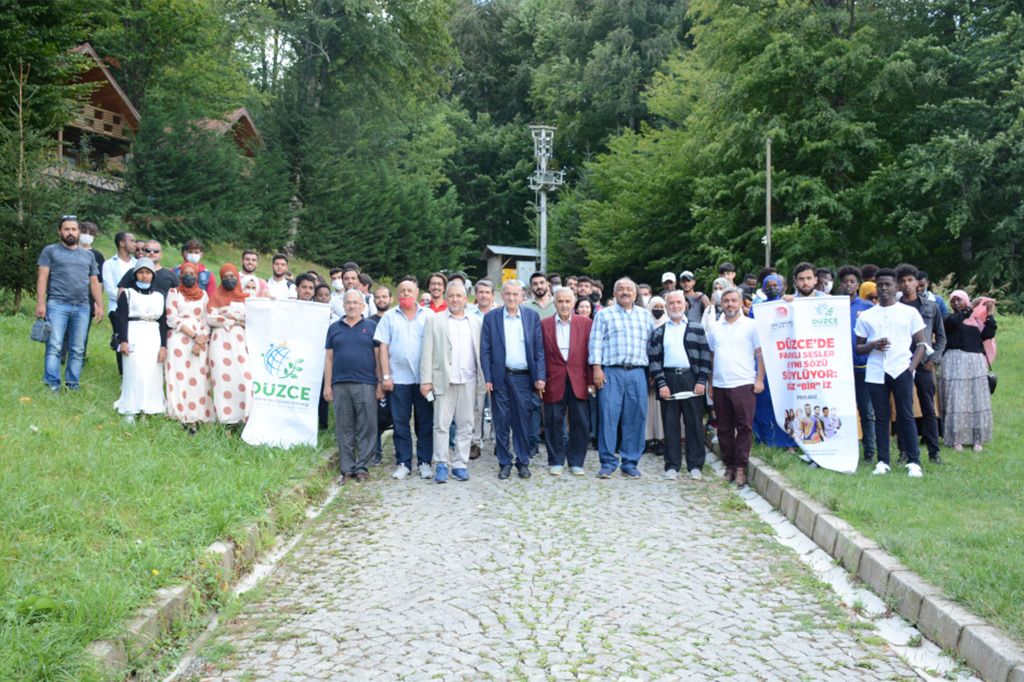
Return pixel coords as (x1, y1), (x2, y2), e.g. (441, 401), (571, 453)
(194, 452), (918, 681)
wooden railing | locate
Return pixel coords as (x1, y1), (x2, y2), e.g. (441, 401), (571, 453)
(69, 104), (132, 141)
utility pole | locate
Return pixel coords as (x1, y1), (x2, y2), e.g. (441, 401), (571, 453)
(528, 125), (564, 273)
(765, 137), (772, 268)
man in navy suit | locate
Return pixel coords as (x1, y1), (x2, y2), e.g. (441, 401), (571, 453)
(481, 279), (546, 479)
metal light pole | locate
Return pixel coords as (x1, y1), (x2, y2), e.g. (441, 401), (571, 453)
(765, 137), (772, 268)
(529, 125), (564, 273)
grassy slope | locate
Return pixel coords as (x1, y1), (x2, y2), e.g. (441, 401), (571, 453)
(0, 241), (335, 680)
(756, 314), (1024, 644)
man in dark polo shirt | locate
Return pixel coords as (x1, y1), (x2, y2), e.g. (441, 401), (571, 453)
(323, 289), (382, 483)
(35, 216), (104, 391)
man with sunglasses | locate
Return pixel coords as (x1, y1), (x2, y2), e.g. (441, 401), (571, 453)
(35, 215), (104, 391)
(117, 240), (179, 296)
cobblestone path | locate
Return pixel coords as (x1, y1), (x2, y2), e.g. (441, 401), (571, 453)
(195, 453), (918, 681)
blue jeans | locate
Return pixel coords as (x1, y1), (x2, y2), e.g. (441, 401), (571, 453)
(597, 367), (648, 470)
(868, 370), (919, 466)
(854, 368), (876, 457)
(44, 300), (90, 388)
(389, 383), (433, 468)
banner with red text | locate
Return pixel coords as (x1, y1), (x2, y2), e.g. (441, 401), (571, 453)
(753, 297), (858, 473)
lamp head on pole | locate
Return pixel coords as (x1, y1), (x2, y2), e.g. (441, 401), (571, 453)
(529, 125), (556, 171)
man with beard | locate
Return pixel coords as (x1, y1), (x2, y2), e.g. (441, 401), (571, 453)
(239, 250), (270, 297)
(707, 287), (764, 487)
(679, 271), (710, 325)
(35, 216), (104, 391)
(524, 271), (556, 318)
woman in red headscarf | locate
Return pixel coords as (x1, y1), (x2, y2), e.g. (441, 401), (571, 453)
(206, 263), (252, 426)
(942, 290), (997, 451)
(165, 262), (212, 433)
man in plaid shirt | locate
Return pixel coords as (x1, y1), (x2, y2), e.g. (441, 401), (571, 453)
(589, 278), (655, 479)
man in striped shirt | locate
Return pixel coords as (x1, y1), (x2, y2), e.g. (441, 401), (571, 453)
(589, 278), (655, 479)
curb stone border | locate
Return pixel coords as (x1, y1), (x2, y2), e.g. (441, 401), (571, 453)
(746, 455), (1024, 682)
(85, 447), (341, 679)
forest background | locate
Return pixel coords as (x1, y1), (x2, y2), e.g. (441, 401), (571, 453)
(3, 0), (1024, 308)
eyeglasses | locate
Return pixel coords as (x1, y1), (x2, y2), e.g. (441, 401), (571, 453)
(143, 248), (161, 253)
(60, 214), (77, 221)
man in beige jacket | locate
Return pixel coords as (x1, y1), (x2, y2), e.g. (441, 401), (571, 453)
(420, 281), (483, 483)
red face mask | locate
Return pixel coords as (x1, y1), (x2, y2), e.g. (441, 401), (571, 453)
(398, 296), (416, 309)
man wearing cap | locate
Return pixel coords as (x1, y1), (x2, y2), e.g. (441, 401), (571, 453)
(659, 272), (677, 298)
(679, 271), (710, 326)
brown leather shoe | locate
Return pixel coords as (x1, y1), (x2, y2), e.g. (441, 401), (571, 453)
(724, 466), (736, 482)
(470, 444), (482, 460)
(735, 467), (748, 488)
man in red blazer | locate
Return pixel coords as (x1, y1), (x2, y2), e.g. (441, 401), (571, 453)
(540, 287), (594, 475)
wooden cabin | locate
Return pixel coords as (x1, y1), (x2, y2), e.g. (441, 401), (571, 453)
(49, 43), (140, 192)
(196, 107), (262, 156)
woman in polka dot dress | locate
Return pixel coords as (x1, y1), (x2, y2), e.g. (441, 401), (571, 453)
(165, 262), (212, 433)
(206, 263), (253, 426)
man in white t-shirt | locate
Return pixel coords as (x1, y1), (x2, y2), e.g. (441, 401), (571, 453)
(854, 268), (929, 477)
(266, 253), (297, 300)
(707, 287), (764, 488)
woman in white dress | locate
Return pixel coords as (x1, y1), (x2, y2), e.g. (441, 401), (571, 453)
(207, 263), (252, 426)
(114, 258), (167, 421)
(165, 261), (212, 433)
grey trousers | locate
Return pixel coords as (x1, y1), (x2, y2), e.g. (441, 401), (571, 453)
(334, 382), (378, 475)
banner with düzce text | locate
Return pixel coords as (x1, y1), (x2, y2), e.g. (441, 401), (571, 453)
(242, 299), (331, 449)
(753, 296), (858, 473)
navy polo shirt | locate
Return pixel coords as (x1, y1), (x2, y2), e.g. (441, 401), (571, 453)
(325, 317), (378, 385)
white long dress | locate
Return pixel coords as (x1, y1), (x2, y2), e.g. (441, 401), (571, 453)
(114, 289), (167, 415)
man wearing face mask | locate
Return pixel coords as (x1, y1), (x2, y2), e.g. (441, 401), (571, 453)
(239, 250), (269, 297)
(175, 239), (216, 294)
(815, 267), (835, 294)
(36, 215), (104, 391)
(374, 275), (435, 480)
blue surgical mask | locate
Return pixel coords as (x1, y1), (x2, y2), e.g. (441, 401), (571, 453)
(137, 281), (151, 290)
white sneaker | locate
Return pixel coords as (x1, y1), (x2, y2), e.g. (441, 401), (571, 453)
(907, 463), (923, 478)
(419, 462), (433, 479)
(549, 465), (564, 476)
(872, 462), (890, 475)
(688, 468), (703, 480)
(663, 469), (679, 480)
(392, 465), (410, 480)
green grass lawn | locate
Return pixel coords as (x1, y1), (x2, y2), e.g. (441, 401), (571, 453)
(0, 308), (335, 680)
(756, 314), (1024, 645)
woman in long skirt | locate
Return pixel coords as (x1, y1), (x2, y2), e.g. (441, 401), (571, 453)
(942, 291), (997, 451)
(207, 264), (252, 426)
(114, 258), (167, 421)
(166, 262), (212, 433)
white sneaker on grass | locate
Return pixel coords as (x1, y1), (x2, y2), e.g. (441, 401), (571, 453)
(549, 465), (564, 476)
(419, 462), (433, 479)
(872, 462), (891, 475)
(907, 463), (923, 478)
(688, 468), (703, 481)
(663, 469), (679, 481)
(392, 465), (410, 480)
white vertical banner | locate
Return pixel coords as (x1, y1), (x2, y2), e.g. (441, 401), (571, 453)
(753, 296), (859, 473)
(242, 299), (331, 449)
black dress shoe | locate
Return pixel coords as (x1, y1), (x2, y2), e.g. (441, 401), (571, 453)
(930, 454), (943, 465)
(470, 443), (481, 460)
(498, 464), (512, 480)
(516, 463), (531, 479)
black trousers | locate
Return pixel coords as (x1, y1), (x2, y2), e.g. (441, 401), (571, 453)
(914, 367), (940, 458)
(542, 375), (590, 467)
(108, 310), (123, 375)
(660, 368), (706, 472)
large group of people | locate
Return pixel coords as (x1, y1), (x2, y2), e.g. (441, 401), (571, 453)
(36, 215), (998, 485)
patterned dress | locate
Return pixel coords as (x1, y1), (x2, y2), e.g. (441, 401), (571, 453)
(207, 301), (253, 424)
(165, 289), (212, 423)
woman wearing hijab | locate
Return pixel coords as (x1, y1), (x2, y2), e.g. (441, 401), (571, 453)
(858, 281), (878, 305)
(207, 263), (252, 426)
(166, 262), (212, 433)
(751, 274), (799, 452)
(645, 296), (668, 455)
(700, 277), (730, 333)
(942, 291), (997, 451)
(114, 258), (168, 422)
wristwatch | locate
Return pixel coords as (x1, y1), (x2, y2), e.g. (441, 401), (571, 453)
(383, 374), (391, 380)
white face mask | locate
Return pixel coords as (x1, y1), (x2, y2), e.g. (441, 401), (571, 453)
(78, 234), (94, 246)
(823, 280), (833, 294)
(332, 279), (344, 292)
(186, 253), (201, 264)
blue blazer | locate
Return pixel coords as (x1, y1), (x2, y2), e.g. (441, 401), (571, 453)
(481, 306), (546, 385)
